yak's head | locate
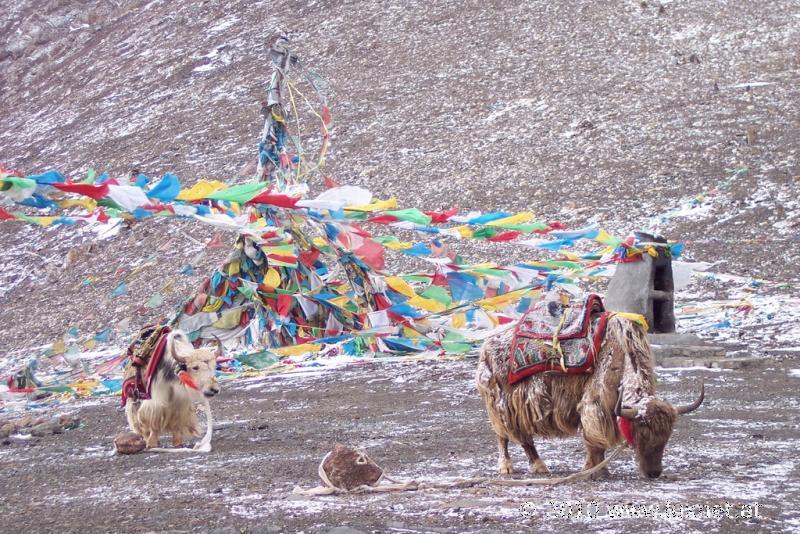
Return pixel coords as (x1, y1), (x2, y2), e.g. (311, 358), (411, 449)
(171, 333), (222, 399)
(616, 383), (704, 479)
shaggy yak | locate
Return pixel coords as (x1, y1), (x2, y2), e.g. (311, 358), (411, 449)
(476, 315), (704, 479)
(125, 330), (221, 449)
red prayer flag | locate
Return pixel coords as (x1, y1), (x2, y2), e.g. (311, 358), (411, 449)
(248, 191), (300, 208)
(321, 105), (332, 126)
(299, 249), (321, 267)
(323, 175), (340, 189)
(366, 214), (400, 224)
(277, 294), (293, 317)
(487, 231), (522, 242)
(207, 233), (224, 248)
(424, 208), (458, 224)
(95, 209), (110, 224)
(354, 238), (385, 270)
(51, 182), (110, 200)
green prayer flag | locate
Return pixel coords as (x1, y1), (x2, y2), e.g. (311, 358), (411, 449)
(385, 208), (432, 226)
(208, 181), (269, 203)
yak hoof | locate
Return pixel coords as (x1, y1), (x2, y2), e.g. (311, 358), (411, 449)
(499, 460), (514, 475)
(589, 467), (610, 481)
(529, 459), (550, 474)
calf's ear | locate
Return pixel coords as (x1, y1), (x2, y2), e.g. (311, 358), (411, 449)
(212, 335), (226, 359)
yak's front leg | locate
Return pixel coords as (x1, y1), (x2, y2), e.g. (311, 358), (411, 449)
(521, 442), (549, 474)
(583, 445), (610, 480)
(145, 430), (160, 449)
(497, 435), (513, 474)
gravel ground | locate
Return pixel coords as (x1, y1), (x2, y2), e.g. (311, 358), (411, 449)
(2, 359), (798, 532)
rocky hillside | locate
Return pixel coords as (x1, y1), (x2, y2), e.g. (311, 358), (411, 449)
(1, 0), (798, 354)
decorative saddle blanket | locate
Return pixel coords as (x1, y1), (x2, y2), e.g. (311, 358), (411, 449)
(121, 324), (171, 406)
(508, 293), (609, 385)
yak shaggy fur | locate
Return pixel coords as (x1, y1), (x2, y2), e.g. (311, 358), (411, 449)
(125, 331), (219, 448)
(476, 315), (681, 479)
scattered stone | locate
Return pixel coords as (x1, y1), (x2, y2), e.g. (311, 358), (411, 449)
(60, 415), (81, 430)
(321, 443), (383, 490)
(326, 527), (366, 534)
(114, 432), (147, 455)
(30, 420), (64, 437)
(711, 358), (765, 370)
(746, 126), (757, 145)
(14, 415), (34, 430)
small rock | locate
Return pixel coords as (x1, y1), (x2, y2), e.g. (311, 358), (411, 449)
(114, 432), (147, 454)
(326, 528), (366, 534)
(30, 419), (64, 437)
(14, 416), (33, 430)
(59, 415), (81, 430)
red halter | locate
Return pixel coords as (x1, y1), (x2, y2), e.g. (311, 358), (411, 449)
(617, 416), (636, 447)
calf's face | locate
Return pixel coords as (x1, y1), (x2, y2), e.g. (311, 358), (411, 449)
(181, 349), (220, 398)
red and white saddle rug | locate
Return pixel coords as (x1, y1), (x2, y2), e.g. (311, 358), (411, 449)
(121, 325), (171, 406)
(508, 293), (609, 385)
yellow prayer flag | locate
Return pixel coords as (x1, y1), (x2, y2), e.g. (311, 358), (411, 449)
(202, 297), (224, 313)
(328, 296), (351, 308)
(177, 179), (228, 201)
(487, 212), (535, 227)
(263, 267), (281, 289)
(212, 308), (243, 329)
(383, 240), (413, 250)
(385, 276), (417, 298)
(402, 326), (422, 338)
(407, 295), (446, 313)
(345, 198), (398, 212)
(60, 198), (97, 212)
(32, 216), (58, 227)
(273, 343), (322, 356)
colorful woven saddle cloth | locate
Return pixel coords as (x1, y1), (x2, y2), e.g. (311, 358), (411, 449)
(508, 293), (609, 385)
(121, 324), (171, 406)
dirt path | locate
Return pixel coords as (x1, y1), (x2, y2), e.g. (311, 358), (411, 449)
(2, 358), (798, 532)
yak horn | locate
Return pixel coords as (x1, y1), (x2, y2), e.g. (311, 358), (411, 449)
(169, 331), (189, 363)
(614, 388), (638, 419)
(213, 335), (225, 358)
(675, 382), (705, 415)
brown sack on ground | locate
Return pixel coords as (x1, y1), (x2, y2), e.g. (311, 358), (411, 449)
(114, 432), (146, 454)
(321, 443), (383, 490)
